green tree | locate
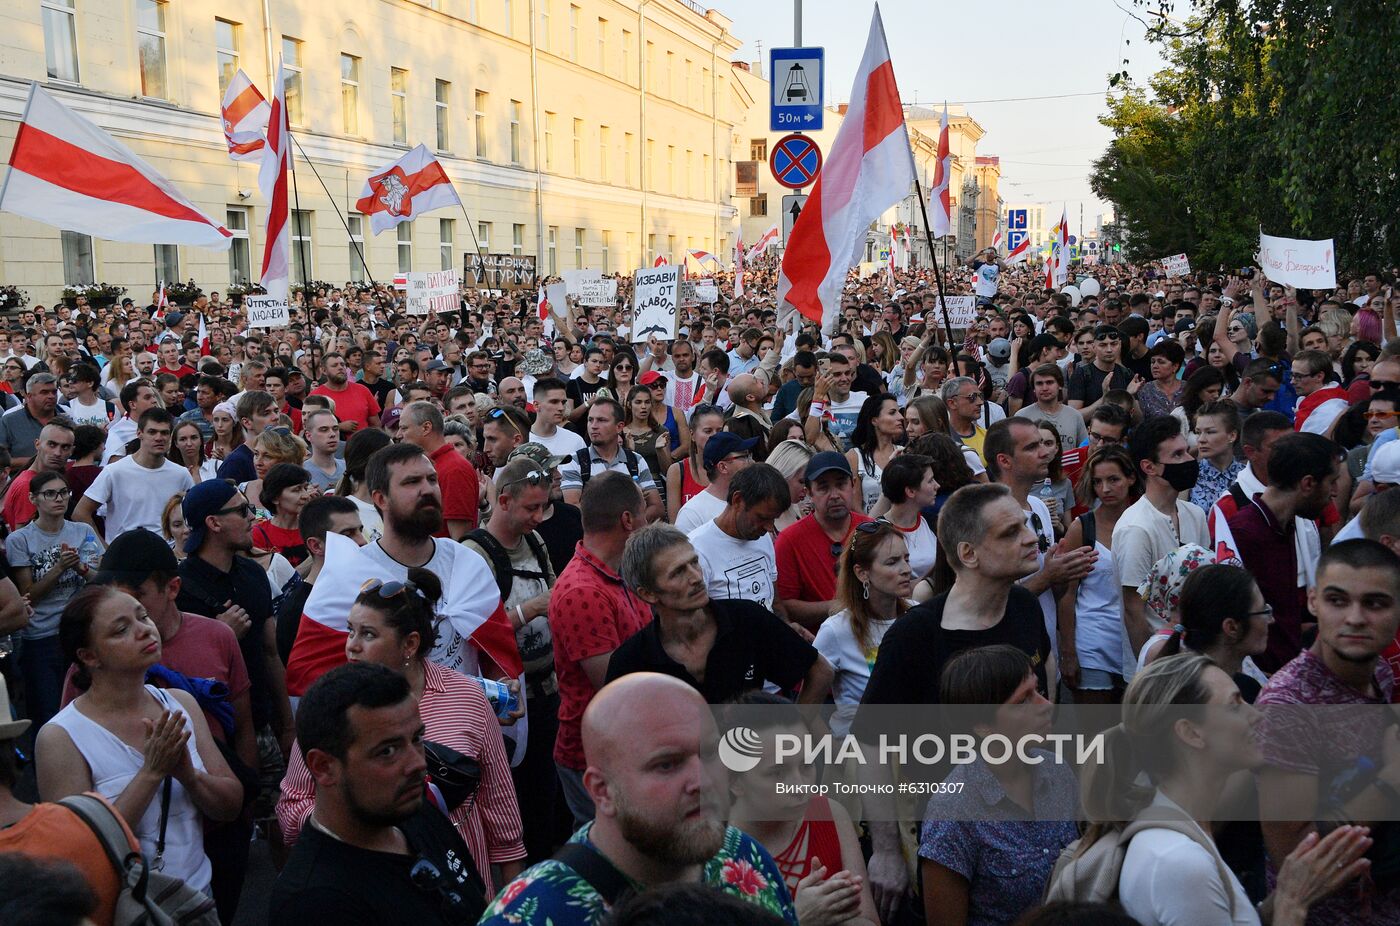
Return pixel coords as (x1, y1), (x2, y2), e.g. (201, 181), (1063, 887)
(1091, 1), (1400, 274)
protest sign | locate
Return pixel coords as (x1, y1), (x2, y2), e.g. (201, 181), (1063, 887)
(579, 278), (618, 306)
(562, 269), (600, 293)
(464, 253), (537, 290)
(1258, 232), (1337, 290)
(631, 264), (680, 344)
(405, 269), (460, 316)
(931, 296), (976, 328)
(1161, 254), (1191, 278)
(694, 280), (719, 303)
(245, 294), (289, 329)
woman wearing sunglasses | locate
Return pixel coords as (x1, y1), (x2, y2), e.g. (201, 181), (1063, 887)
(275, 569), (527, 896)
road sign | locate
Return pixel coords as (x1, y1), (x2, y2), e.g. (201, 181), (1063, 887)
(1007, 209), (1028, 231)
(782, 194), (808, 242)
(770, 47), (825, 131)
(1086, 240), (1100, 251)
(1007, 230), (1028, 252)
(1068, 234), (1078, 246)
(770, 134), (822, 189)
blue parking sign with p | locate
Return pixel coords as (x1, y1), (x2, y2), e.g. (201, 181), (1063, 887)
(1007, 230), (1027, 251)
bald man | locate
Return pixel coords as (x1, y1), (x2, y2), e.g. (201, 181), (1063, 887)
(724, 373), (773, 462)
(481, 673), (799, 926)
(497, 376), (528, 410)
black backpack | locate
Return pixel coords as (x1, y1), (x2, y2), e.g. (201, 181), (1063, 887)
(466, 529), (551, 600)
(574, 447), (639, 490)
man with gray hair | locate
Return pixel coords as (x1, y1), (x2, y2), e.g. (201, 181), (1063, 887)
(399, 399), (480, 538)
(0, 371), (59, 469)
(942, 375), (989, 464)
(605, 522), (832, 704)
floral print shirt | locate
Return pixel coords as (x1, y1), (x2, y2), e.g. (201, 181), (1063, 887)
(1190, 456), (1245, 514)
(479, 823), (797, 926)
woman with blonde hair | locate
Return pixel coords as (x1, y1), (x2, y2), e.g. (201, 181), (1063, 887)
(1056, 654), (1370, 925)
(243, 428), (307, 522)
(868, 331), (899, 376)
(813, 520), (912, 736)
(767, 439), (815, 532)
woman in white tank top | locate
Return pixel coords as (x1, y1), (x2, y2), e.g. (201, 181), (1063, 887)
(845, 394), (903, 514)
(36, 586), (243, 896)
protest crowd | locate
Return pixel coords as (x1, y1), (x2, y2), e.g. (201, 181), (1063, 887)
(1, 245), (1400, 926)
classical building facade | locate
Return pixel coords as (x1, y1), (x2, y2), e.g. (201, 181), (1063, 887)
(0, 0), (744, 302)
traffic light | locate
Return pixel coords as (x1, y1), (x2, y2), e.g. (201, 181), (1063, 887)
(1113, 243), (1122, 252)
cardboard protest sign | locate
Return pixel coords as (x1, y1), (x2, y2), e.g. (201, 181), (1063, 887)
(1161, 254), (1191, 278)
(1258, 232), (1337, 290)
(562, 269), (600, 293)
(405, 269), (460, 316)
(931, 295), (976, 328)
(694, 280), (719, 303)
(245, 295), (289, 329)
(464, 253), (537, 290)
(631, 264), (680, 344)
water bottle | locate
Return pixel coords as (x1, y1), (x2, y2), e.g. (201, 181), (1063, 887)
(467, 675), (521, 720)
(78, 535), (102, 577)
(1038, 478), (1056, 501)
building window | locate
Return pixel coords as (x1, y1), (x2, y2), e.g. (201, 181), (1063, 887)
(512, 223), (524, 256)
(547, 226), (558, 275)
(574, 228), (584, 268)
(226, 207), (250, 285)
(750, 138), (767, 161)
(340, 54), (360, 135)
(474, 90), (488, 158)
(666, 145), (675, 191)
(597, 18), (607, 71)
(621, 29), (632, 82)
(153, 244), (178, 286)
(397, 222), (413, 272)
(623, 132), (634, 186)
(509, 99), (523, 164)
(569, 5), (579, 60)
(391, 68), (408, 144)
(685, 149), (693, 196)
(601, 230), (610, 273)
(647, 233), (656, 267)
(701, 67), (710, 112)
(282, 37), (303, 125)
(42, 0), (79, 83)
(598, 125), (609, 182)
(572, 118), (583, 176)
(347, 213), (366, 283)
(136, 0), (167, 99)
(684, 59), (693, 105)
(544, 112), (555, 170)
(665, 51), (673, 98)
(478, 221), (491, 254)
(538, 0), (550, 51)
(502, 0), (512, 37)
(736, 161), (757, 196)
(439, 218), (454, 271)
(61, 231), (93, 285)
(435, 79), (450, 150)
(214, 19), (239, 96)
(750, 195), (767, 217)
(291, 210), (313, 281)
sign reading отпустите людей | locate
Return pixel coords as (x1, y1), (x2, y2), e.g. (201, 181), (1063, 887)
(245, 294), (289, 329)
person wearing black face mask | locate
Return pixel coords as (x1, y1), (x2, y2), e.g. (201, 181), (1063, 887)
(1114, 416), (1212, 662)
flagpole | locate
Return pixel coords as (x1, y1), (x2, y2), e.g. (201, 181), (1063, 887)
(286, 133), (378, 290)
(910, 177), (956, 350)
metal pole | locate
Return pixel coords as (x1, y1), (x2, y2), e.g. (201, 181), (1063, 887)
(794, 0), (802, 45)
(287, 134), (377, 289)
(913, 182), (956, 348)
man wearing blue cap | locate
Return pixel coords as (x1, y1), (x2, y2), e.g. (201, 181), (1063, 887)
(673, 431), (757, 534)
(774, 451), (872, 631)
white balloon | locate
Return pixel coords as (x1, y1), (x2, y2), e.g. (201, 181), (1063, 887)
(1061, 285), (1082, 307)
(1079, 277), (1101, 298)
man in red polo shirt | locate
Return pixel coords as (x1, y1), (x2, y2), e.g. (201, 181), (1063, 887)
(153, 338), (195, 380)
(546, 471), (649, 826)
(309, 352), (381, 435)
(399, 400), (479, 539)
(774, 451), (872, 632)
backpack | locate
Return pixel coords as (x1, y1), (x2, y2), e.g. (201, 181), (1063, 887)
(58, 792), (220, 926)
(574, 447), (639, 490)
(1042, 804), (1237, 916)
(466, 528), (551, 601)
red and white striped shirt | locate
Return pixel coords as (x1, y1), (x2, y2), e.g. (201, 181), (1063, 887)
(276, 660), (526, 893)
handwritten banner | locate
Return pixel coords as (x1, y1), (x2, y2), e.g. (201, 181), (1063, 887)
(405, 269), (460, 316)
(464, 253), (537, 290)
(631, 264), (680, 344)
(1161, 254), (1191, 278)
(932, 295), (977, 328)
(245, 295), (289, 329)
(1258, 232), (1337, 290)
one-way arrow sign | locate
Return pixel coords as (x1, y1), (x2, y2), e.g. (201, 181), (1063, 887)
(782, 194), (808, 243)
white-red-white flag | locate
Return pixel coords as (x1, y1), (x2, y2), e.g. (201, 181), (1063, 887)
(777, 7), (914, 332)
(746, 224), (780, 261)
(258, 58), (291, 304)
(0, 84), (231, 249)
(1051, 204), (1070, 288)
(355, 144), (461, 235)
(993, 229), (1003, 251)
(687, 249), (720, 270)
(931, 106), (952, 238)
(1006, 234), (1031, 265)
(653, 255), (669, 267)
(220, 69), (269, 163)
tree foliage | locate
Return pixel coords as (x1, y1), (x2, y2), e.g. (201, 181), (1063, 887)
(1090, 0), (1400, 274)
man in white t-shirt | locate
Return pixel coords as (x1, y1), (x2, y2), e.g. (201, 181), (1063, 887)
(76, 408), (194, 543)
(674, 433), (757, 534)
(969, 248), (1004, 301)
(527, 377), (586, 458)
(689, 463), (787, 610)
(102, 380), (162, 464)
(805, 351), (866, 452)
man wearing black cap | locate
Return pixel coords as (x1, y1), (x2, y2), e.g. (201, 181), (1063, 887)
(1067, 324), (1136, 422)
(774, 451), (873, 631)
(177, 479), (293, 759)
(423, 359), (452, 400)
(673, 432), (756, 534)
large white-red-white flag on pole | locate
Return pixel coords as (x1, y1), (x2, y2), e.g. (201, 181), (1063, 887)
(1052, 204), (1070, 287)
(778, 6), (914, 333)
(0, 84), (231, 249)
(220, 69), (269, 163)
(930, 106), (952, 237)
(745, 224), (779, 261)
(258, 59), (291, 304)
(355, 144), (461, 235)
(734, 229), (745, 298)
(1005, 234), (1031, 265)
